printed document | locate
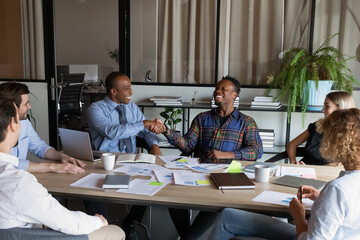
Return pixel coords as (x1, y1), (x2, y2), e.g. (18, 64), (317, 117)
(70, 173), (105, 190)
(116, 179), (166, 196)
(113, 163), (164, 176)
(252, 190), (313, 210)
(275, 166), (316, 179)
(173, 171), (210, 186)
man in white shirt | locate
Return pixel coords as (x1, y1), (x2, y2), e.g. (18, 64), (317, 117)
(0, 96), (125, 239)
(0, 82), (84, 174)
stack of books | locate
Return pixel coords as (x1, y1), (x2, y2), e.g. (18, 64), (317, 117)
(250, 96), (281, 110)
(211, 96), (239, 108)
(150, 96), (182, 106)
(259, 129), (275, 149)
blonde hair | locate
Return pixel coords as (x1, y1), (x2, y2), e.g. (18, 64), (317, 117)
(316, 91), (355, 132)
(326, 91), (355, 109)
(319, 108), (360, 170)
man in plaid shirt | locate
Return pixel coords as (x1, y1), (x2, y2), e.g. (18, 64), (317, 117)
(162, 76), (263, 161)
(161, 76), (263, 240)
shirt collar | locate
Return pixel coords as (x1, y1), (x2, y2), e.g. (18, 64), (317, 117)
(104, 95), (120, 111)
(339, 170), (360, 177)
(213, 107), (238, 119)
(0, 152), (19, 167)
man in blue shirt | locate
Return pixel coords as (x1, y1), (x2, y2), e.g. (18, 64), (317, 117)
(87, 71), (164, 155)
(0, 82), (85, 174)
(87, 72), (164, 238)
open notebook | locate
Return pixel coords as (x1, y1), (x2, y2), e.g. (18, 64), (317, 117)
(117, 153), (156, 164)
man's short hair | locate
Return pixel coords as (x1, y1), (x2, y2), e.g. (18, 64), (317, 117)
(0, 97), (18, 143)
(105, 72), (128, 95)
(0, 82), (30, 108)
(221, 76), (241, 95)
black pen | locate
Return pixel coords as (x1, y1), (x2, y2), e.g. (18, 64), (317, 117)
(299, 184), (303, 203)
(172, 157), (182, 162)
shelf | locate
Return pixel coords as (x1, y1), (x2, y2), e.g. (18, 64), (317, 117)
(263, 145), (285, 154)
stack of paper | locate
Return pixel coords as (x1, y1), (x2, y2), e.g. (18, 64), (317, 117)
(150, 96), (183, 106)
(250, 96), (281, 110)
(259, 129), (275, 149)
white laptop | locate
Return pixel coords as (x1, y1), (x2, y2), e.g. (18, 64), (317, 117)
(58, 128), (101, 161)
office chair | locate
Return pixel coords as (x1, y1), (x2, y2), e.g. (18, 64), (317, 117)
(264, 147), (306, 163)
(58, 73), (85, 130)
(136, 136), (152, 153)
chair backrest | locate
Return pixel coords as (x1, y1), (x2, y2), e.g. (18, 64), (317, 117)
(58, 73), (85, 115)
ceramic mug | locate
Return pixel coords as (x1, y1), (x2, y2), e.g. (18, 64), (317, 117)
(102, 153), (115, 170)
(255, 165), (270, 183)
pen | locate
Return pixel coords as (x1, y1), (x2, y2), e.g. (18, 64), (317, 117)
(299, 184), (303, 203)
(172, 157), (182, 162)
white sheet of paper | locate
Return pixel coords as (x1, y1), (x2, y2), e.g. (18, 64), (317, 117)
(275, 166), (316, 179)
(116, 179), (166, 196)
(153, 169), (189, 184)
(173, 172), (210, 186)
(186, 163), (229, 173)
(252, 190), (313, 210)
(159, 155), (199, 165)
(70, 173), (105, 189)
(113, 163), (164, 176)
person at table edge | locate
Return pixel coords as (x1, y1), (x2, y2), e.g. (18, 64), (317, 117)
(161, 75), (263, 161)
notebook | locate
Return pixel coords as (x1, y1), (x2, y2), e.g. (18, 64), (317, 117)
(102, 175), (131, 189)
(210, 172), (255, 190)
(117, 153), (156, 164)
(272, 175), (327, 190)
(58, 128), (101, 161)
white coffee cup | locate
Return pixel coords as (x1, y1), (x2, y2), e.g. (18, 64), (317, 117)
(102, 153), (115, 170)
(255, 165), (270, 183)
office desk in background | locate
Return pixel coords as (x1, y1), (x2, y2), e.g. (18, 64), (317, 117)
(35, 159), (343, 217)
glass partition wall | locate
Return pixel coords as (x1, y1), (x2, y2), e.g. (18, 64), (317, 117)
(129, 0), (360, 86)
(51, 0), (359, 86)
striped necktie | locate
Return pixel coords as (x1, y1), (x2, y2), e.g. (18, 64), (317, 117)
(115, 105), (133, 153)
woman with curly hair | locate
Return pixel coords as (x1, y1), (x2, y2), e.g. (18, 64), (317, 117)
(209, 108), (360, 240)
(287, 91), (355, 165)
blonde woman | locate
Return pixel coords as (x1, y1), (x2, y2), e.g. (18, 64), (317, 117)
(210, 108), (360, 239)
(287, 91), (355, 165)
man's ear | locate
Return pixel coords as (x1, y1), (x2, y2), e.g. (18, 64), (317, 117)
(110, 88), (117, 96)
(232, 92), (238, 100)
(8, 117), (16, 133)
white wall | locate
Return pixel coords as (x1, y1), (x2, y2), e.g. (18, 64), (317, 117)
(0, 81), (49, 161)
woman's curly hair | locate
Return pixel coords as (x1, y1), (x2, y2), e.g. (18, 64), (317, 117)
(319, 108), (360, 170)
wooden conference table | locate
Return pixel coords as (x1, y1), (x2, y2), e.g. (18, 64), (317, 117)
(35, 158), (343, 217)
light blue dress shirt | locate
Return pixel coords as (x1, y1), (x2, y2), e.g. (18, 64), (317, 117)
(87, 96), (159, 153)
(10, 120), (53, 171)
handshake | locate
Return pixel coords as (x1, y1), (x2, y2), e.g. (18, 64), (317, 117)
(143, 118), (168, 134)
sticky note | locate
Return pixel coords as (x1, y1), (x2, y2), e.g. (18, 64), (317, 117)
(177, 159), (188, 163)
(196, 180), (210, 185)
(228, 160), (242, 173)
(149, 181), (163, 186)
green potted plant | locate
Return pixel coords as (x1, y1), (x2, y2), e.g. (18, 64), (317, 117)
(160, 107), (183, 132)
(106, 46), (119, 64)
(266, 34), (360, 123)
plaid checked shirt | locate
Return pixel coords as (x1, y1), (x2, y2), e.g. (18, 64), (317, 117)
(165, 108), (263, 161)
